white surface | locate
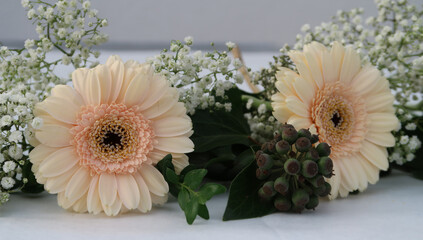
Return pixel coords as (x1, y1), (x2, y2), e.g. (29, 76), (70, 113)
(1, 170), (422, 240)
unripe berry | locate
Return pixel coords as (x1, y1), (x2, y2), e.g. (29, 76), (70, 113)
(295, 137), (312, 152)
(284, 158), (300, 175)
(274, 197), (292, 212)
(297, 128), (312, 139)
(318, 156), (333, 177)
(274, 177), (289, 195)
(276, 140), (290, 155)
(301, 160), (318, 178)
(316, 142), (331, 157)
(257, 153), (273, 170)
(282, 127), (298, 144)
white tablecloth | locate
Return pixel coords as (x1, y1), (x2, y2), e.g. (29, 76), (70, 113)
(1, 170), (422, 240)
(1, 51), (422, 239)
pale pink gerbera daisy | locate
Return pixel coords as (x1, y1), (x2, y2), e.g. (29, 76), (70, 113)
(271, 42), (398, 199)
(29, 55), (194, 215)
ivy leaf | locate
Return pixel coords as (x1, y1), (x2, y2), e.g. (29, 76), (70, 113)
(156, 154), (174, 173)
(166, 168), (179, 184)
(190, 88), (251, 153)
(178, 188), (190, 210)
(183, 169), (208, 189)
(185, 198), (200, 225)
(223, 158), (275, 221)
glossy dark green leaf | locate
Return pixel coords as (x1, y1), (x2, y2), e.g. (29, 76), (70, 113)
(156, 154), (174, 173)
(183, 169), (208, 189)
(223, 158), (276, 221)
(166, 168), (179, 184)
(198, 204), (210, 220)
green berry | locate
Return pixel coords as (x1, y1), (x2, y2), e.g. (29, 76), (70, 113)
(292, 189), (309, 207)
(295, 137), (312, 152)
(256, 168), (271, 180)
(274, 197), (292, 212)
(258, 188), (272, 200)
(276, 140), (290, 155)
(318, 156), (333, 177)
(274, 177), (289, 195)
(308, 175), (325, 188)
(267, 140), (276, 152)
(297, 128), (312, 139)
(284, 158), (300, 175)
(305, 195), (319, 210)
(316, 142), (331, 157)
(301, 160), (318, 178)
(262, 181), (276, 197)
(310, 134), (319, 144)
(305, 148), (320, 161)
(315, 182), (331, 197)
(257, 153), (273, 170)
(282, 127), (298, 144)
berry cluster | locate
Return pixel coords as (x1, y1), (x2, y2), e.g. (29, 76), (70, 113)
(256, 124), (334, 213)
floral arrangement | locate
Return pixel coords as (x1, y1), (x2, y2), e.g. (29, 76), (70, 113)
(0, 0), (421, 224)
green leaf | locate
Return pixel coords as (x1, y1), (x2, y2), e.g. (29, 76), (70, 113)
(156, 154), (174, 173)
(198, 204), (210, 220)
(190, 88), (251, 153)
(185, 199), (199, 225)
(183, 169), (208, 189)
(166, 168), (179, 184)
(223, 158), (276, 221)
(178, 188), (190, 210)
(198, 183), (226, 204)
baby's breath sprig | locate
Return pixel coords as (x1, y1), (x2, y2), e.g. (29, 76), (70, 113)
(0, 0), (108, 205)
(148, 37), (244, 115)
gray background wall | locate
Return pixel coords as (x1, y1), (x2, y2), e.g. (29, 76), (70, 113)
(1, 0), (379, 51)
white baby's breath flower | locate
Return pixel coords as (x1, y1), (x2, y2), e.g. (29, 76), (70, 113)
(31, 117), (44, 129)
(0, 155), (4, 163)
(8, 131), (23, 143)
(8, 145), (23, 160)
(1, 177), (15, 190)
(405, 123), (417, 131)
(82, 1), (91, 10)
(2, 161), (17, 173)
(400, 135), (409, 145)
(226, 41), (235, 49)
(184, 36), (193, 45)
(0, 115), (12, 127)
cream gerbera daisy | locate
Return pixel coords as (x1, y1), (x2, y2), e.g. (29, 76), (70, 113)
(29, 55), (194, 215)
(271, 42), (398, 199)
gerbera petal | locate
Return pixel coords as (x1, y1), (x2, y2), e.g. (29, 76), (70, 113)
(327, 162), (341, 200)
(94, 64), (114, 104)
(64, 167), (90, 203)
(364, 92), (395, 113)
(123, 71), (152, 107)
(151, 193), (168, 205)
(116, 174), (140, 210)
(99, 173), (118, 208)
(329, 41), (345, 80)
(367, 113), (398, 132)
(72, 193), (88, 213)
(151, 102), (187, 120)
(139, 164), (169, 196)
(304, 43), (324, 88)
(152, 117), (192, 137)
(286, 95), (309, 118)
(293, 77), (314, 106)
(105, 197), (122, 216)
(337, 157), (359, 192)
(154, 136), (194, 153)
(272, 103), (292, 124)
(359, 140), (389, 170)
(140, 88), (178, 119)
(35, 95), (81, 124)
(339, 46), (361, 85)
(133, 172), (152, 213)
(57, 192), (77, 209)
(105, 55), (124, 102)
(72, 68), (90, 101)
(349, 154), (368, 191)
(38, 146), (78, 177)
(87, 175), (103, 215)
(36, 124), (72, 147)
(322, 49), (337, 84)
(365, 131), (395, 147)
(358, 155), (380, 184)
(287, 115), (312, 129)
(172, 154), (189, 174)
(137, 76), (170, 111)
(350, 66), (380, 94)
(29, 144), (58, 165)
(44, 164), (79, 193)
